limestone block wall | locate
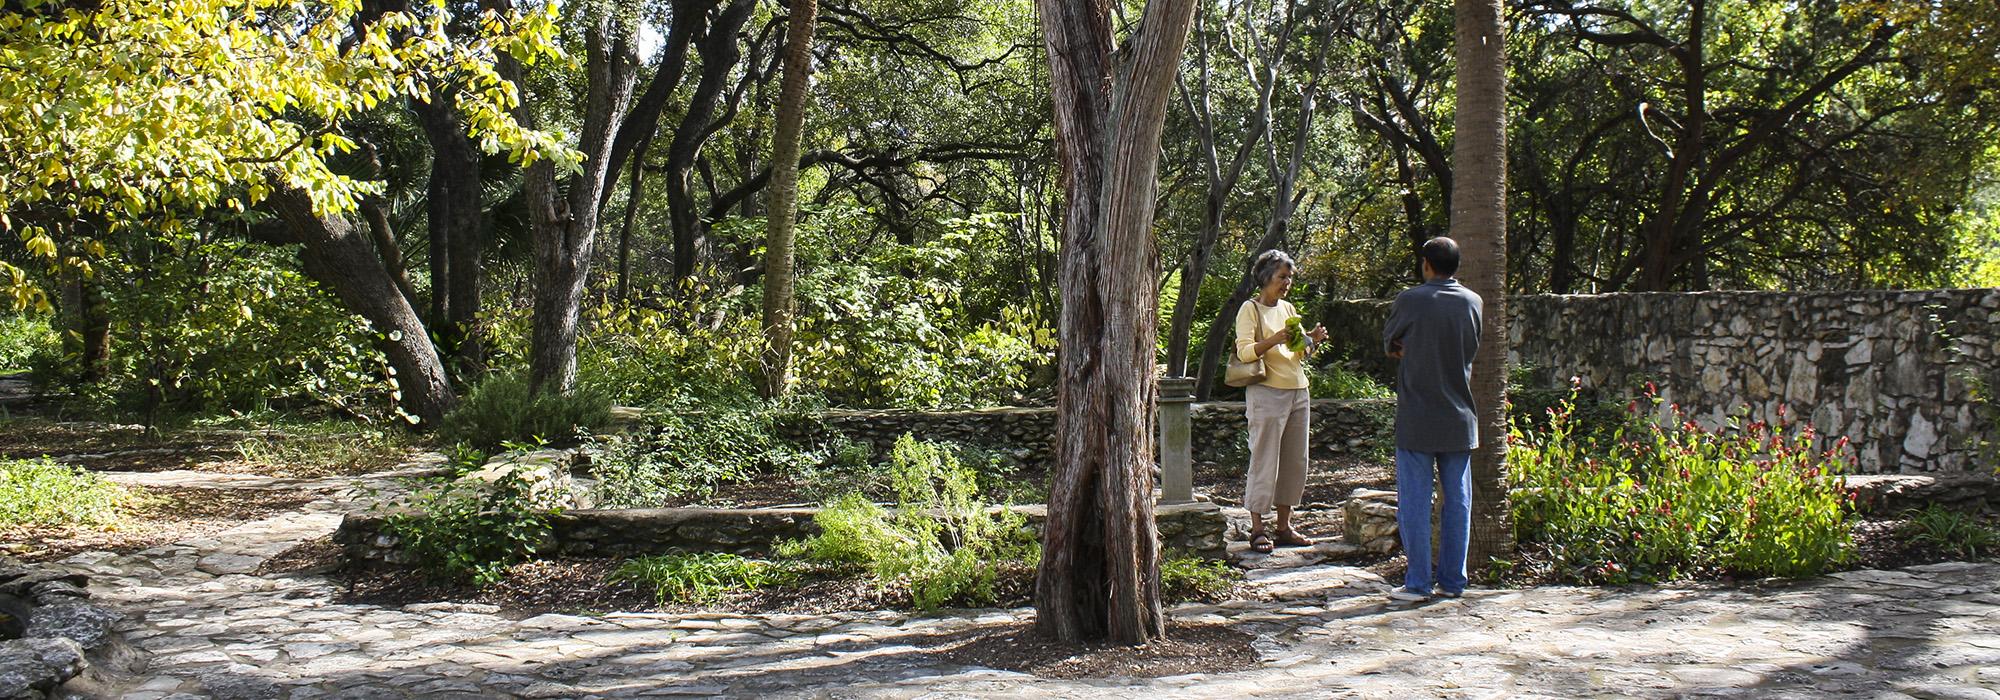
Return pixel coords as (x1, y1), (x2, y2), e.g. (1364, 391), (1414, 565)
(799, 399), (1393, 469)
(1317, 289), (2000, 473)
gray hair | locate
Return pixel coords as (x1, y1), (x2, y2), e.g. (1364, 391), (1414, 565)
(1250, 249), (1297, 288)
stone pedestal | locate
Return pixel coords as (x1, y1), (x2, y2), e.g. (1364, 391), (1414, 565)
(1158, 377), (1197, 504)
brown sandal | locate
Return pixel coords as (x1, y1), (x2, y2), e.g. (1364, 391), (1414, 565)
(1275, 529), (1314, 547)
(1249, 532), (1274, 553)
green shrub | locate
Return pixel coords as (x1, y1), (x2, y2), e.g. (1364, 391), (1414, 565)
(382, 471), (558, 586)
(1160, 555), (1240, 602)
(0, 314), (57, 373)
(609, 552), (796, 604)
(36, 244), (398, 422)
(1903, 504), (1998, 560)
(589, 398), (823, 506)
(792, 438), (883, 503)
(0, 457), (128, 529)
(1307, 362), (1391, 399)
(717, 208), (1056, 409)
(576, 289), (763, 407)
(441, 370), (613, 450)
(777, 434), (1040, 610)
(1510, 384), (1854, 583)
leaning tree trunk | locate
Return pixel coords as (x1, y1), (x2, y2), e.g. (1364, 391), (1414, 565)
(1452, 0), (1513, 570)
(665, 0), (758, 280)
(266, 189), (456, 426)
(524, 11), (639, 395)
(1032, 0), (1197, 646)
(758, 0), (816, 398)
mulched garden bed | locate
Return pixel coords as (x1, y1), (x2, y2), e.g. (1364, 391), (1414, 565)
(1, 485), (317, 562)
(334, 558), (1041, 618)
(934, 621), (1258, 679)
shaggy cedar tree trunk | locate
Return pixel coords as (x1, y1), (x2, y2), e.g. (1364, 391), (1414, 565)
(1032, 0), (1197, 645)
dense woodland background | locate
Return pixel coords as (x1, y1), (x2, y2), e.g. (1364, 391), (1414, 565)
(1, 0), (1997, 422)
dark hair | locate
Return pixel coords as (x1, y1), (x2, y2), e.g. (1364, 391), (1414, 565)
(1421, 237), (1460, 277)
(1249, 249), (1297, 288)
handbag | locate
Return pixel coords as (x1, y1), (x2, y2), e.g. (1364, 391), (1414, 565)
(1223, 301), (1268, 387)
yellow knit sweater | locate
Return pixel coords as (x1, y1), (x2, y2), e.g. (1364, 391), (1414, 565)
(1234, 299), (1306, 390)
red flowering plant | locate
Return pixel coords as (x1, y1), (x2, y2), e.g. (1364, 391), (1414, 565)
(1509, 381), (1854, 584)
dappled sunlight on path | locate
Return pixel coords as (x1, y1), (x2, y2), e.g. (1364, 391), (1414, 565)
(44, 459), (2000, 698)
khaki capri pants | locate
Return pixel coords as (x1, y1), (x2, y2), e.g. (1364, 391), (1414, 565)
(1243, 384), (1310, 515)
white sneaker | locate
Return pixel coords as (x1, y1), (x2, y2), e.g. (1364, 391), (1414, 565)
(1434, 588), (1464, 599)
(1386, 586), (1431, 603)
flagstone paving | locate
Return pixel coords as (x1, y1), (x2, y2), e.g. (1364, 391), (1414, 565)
(48, 464), (2000, 699)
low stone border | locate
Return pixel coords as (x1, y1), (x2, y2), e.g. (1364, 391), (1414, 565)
(0, 561), (122, 699)
(793, 400), (1394, 468)
(337, 502), (1229, 566)
(1844, 473), (2000, 515)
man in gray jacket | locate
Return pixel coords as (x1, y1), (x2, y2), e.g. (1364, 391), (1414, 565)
(1381, 237), (1483, 602)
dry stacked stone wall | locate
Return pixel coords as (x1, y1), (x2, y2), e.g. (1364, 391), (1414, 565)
(1319, 289), (2000, 474)
(798, 399), (1393, 469)
(337, 503), (1229, 563)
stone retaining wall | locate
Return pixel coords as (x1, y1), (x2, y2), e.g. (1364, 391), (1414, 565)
(798, 399), (1393, 468)
(337, 502), (1229, 565)
(1320, 289), (2000, 473)
(0, 562), (121, 698)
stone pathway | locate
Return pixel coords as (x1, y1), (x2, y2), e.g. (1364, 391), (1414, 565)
(43, 462), (2000, 698)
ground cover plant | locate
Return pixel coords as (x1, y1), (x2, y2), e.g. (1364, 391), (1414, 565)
(1902, 504), (1999, 561)
(610, 552), (799, 605)
(1160, 555), (1241, 602)
(1509, 383), (1855, 583)
(440, 370), (614, 450)
(0, 456), (128, 529)
(587, 399), (826, 507)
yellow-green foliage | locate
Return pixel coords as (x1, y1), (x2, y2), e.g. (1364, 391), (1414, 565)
(778, 435), (1039, 610)
(610, 552), (796, 604)
(0, 458), (128, 529)
(0, 0), (571, 311)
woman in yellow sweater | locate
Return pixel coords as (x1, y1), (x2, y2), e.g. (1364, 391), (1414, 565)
(1235, 250), (1328, 553)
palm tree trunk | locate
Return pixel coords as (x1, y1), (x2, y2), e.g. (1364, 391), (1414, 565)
(1452, 0), (1513, 569)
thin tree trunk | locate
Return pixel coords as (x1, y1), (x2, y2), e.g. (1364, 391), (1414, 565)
(267, 190), (456, 426)
(72, 278), (109, 382)
(1636, 0), (1705, 292)
(1452, 0), (1512, 570)
(359, 199), (419, 311)
(617, 143), (648, 302)
(1033, 0), (1196, 646)
(1163, 2), (1287, 378)
(1191, 22), (1330, 401)
(759, 0), (817, 398)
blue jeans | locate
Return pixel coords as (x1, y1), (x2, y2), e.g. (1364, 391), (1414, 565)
(1395, 449), (1471, 594)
